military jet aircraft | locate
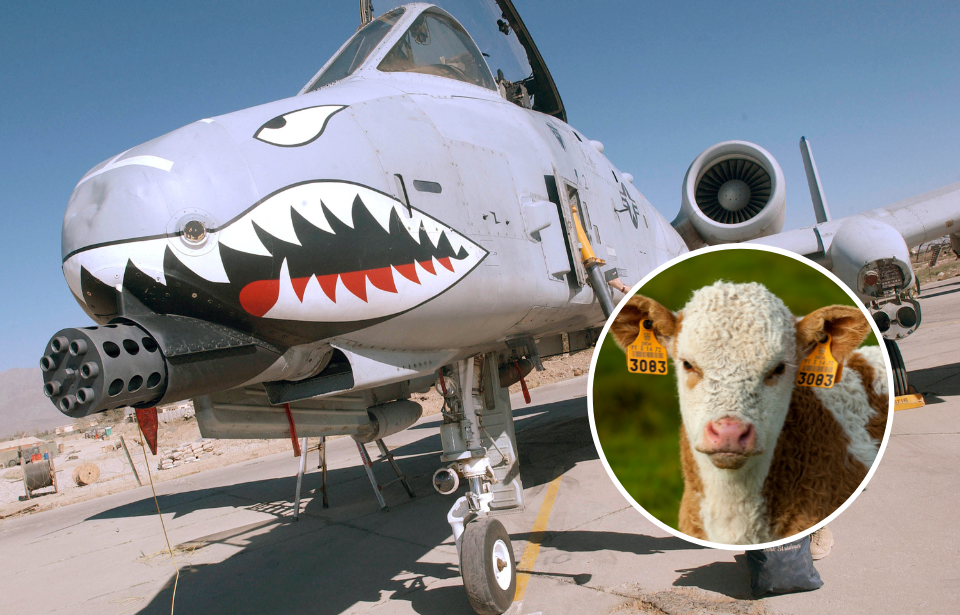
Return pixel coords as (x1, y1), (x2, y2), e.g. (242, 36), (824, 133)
(37, 1), (960, 612)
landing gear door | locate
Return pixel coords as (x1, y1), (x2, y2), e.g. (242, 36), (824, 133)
(479, 355), (523, 510)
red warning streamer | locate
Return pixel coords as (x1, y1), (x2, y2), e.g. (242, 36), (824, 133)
(284, 403), (301, 457)
(135, 407), (160, 455)
(516, 361), (532, 405)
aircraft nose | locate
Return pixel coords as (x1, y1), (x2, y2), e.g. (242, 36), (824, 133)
(62, 121), (259, 260)
(61, 120), (260, 307)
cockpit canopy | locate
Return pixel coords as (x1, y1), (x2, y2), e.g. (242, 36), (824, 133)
(301, 1), (564, 121)
(307, 8), (406, 92)
(378, 8), (496, 90)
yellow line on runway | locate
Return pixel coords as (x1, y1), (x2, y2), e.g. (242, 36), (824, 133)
(514, 470), (563, 601)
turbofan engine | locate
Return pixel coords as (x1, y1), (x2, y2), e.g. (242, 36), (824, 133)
(672, 141), (786, 246)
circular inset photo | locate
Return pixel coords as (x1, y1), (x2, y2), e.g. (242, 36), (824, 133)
(588, 244), (894, 549)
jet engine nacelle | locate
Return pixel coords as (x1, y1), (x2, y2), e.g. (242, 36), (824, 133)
(825, 217), (920, 339)
(673, 141), (786, 247)
(827, 217), (914, 299)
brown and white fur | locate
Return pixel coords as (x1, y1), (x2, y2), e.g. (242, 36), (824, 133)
(611, 282), (888, 544)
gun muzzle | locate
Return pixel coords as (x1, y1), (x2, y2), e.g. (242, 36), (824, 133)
(40, 315), (282, 417)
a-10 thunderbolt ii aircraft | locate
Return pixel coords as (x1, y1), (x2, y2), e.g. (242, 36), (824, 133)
(37, 1), (960, 612)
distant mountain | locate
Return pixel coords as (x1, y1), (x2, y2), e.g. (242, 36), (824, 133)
(0, 367), (71, 440)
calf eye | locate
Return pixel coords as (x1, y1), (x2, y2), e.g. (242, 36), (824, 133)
(764, 363), (787, 385)
(682, 361), (694, 371)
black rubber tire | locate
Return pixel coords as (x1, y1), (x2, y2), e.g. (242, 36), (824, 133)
(460, 518), (516, 615)
(885, 339), (908, 396)
(6, 459), (19, 468)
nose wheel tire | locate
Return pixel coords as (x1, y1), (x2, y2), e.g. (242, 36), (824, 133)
(885, 339), (908, 396)
(460, 517), (516, 615)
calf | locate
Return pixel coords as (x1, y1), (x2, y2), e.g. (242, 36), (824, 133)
(611, 282), (888, 544)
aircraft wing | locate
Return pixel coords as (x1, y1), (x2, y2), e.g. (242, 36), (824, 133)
(750, 180), (960, 260)
(862, 181), (960, 247)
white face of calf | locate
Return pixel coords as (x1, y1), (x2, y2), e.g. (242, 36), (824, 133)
(672, 283), (796, 472)
(611, 281), (870, 477)
(611, 280), (872, 543)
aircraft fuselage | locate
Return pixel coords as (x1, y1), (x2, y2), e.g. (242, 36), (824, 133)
(62, 73), (685, 385)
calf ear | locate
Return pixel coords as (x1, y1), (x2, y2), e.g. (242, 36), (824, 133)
(610, 295), (679, 353)
(795, 305), (871, 363)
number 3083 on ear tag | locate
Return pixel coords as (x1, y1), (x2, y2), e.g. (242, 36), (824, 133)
(627, 322), (668, 375)
(797, 333), (842, 388)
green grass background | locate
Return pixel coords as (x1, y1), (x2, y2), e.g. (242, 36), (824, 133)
(593, 249), (878, 529)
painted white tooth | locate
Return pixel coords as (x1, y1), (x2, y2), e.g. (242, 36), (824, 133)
(68, 238), (168, 297)
(124, 239), (167, 286)
(445, 231), (467, 255)
(393, 202), (416, 223)
(361, 190), (395, 232)
(332, 274), (365, 310)
(424, 224), (442, 249)
(414, 259), (434, 279)
(125, 239), (168, 285)
(290, 184), (335, 235)
(287, 264), (300, 300)
(219, 218), (272, 256)
(317, 183), (358, 229)
(399, 209), (425, 244)
(250, 194), (302, 246)
(300, 273), (332, 307)
(432, 255), (452, 275)
(391, 202), (408, 226)
(262, 258), (299, 319)
(167, 242), (229, 284)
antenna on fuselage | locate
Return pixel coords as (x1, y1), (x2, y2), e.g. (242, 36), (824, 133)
(799, 136), (833, 224)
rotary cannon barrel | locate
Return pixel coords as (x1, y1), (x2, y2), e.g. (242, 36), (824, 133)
(40, 323), (167, 417)
(41, 314), (283, 418)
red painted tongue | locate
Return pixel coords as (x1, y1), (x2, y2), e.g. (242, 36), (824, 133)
(239, 279), (280, 318)
(238, 258), (452, 317)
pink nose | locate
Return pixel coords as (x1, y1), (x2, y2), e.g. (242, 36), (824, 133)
(704, 418), (757, 453)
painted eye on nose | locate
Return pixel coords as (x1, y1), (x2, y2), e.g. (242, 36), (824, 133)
(253, 105), (346, 147)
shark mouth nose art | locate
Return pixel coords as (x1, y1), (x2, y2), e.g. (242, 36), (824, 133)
(227, 181), (483, 321)
(65, 181), (486, 333)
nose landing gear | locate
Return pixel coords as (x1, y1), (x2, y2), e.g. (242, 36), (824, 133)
(435, 354), (524, 614)
(460, 518), (517, 615)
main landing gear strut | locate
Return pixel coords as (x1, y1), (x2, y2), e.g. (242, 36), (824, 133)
(434, 354), (524, 615)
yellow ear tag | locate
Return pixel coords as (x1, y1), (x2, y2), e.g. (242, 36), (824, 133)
(627, 321), (669, 375)
(797, 333), (842, 388)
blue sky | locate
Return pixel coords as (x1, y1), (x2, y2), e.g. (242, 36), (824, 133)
(1, 0), (958, 372)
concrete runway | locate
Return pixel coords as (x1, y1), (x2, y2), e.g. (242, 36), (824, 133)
(1, 278), (958, 614)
